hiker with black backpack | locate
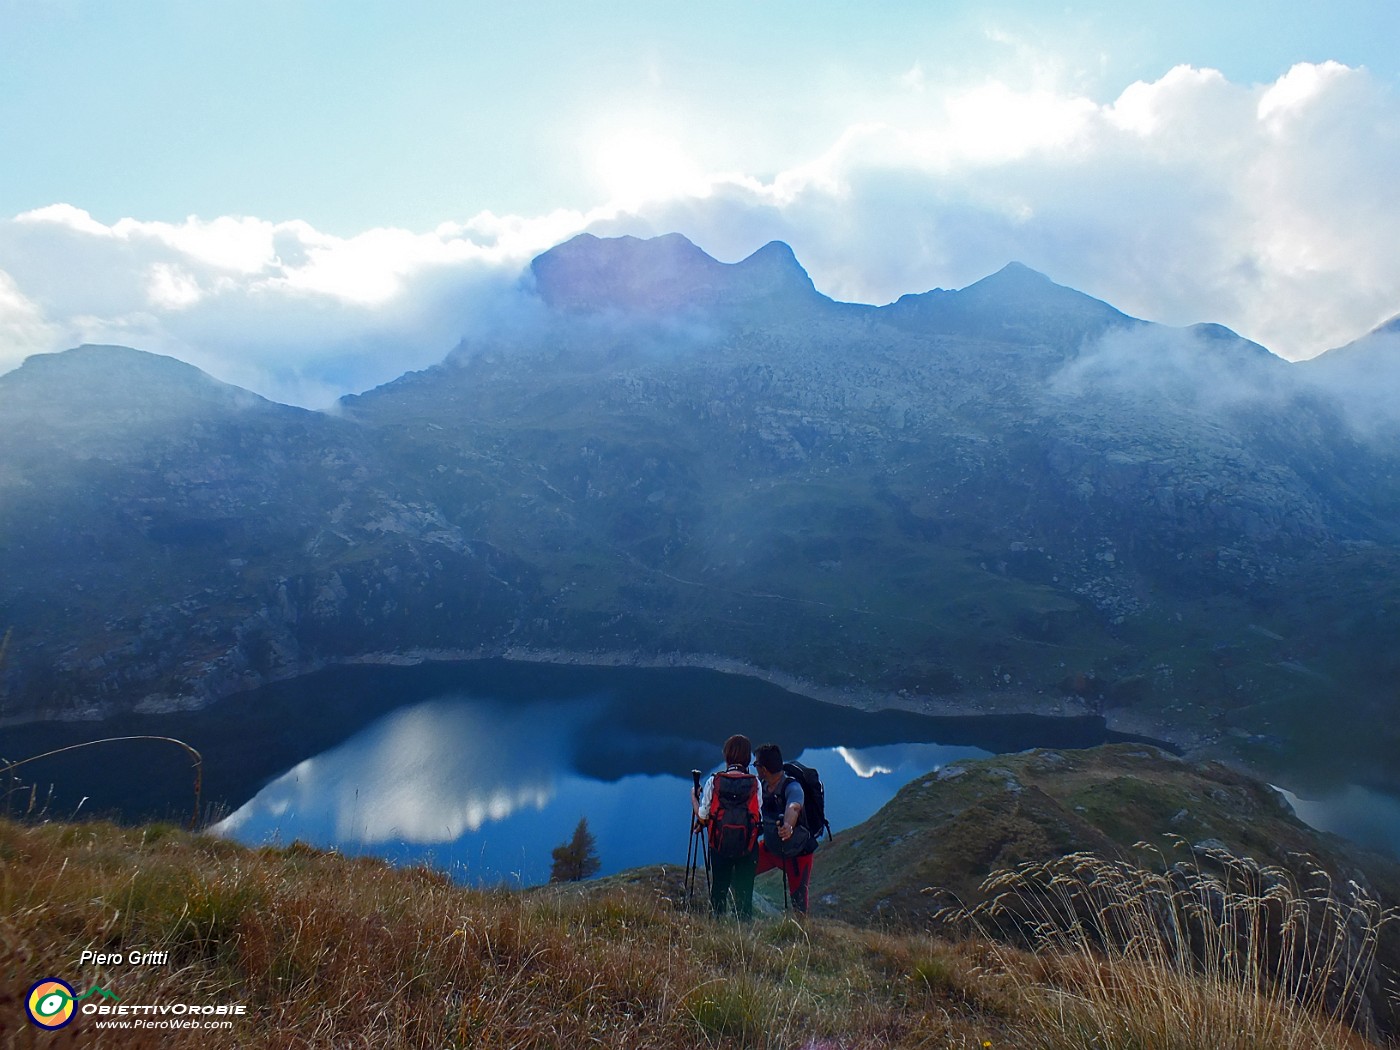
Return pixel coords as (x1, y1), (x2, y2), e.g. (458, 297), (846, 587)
(692, 734), (761, 918)
(754, 742), (822, 914)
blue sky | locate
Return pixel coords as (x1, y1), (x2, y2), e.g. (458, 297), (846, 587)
(3, 1), (1400, 404)
(5, 0), (1397, 229)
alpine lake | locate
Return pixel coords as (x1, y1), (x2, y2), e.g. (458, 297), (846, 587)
(5, 661), (1397, 885)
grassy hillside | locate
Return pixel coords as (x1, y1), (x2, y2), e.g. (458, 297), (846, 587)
(814, 745), (1400, 926)
(1, 814), (1388, 1049)
(812, 745), (1400, 1040)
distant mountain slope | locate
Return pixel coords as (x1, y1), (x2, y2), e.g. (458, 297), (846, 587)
(3, 236), (1399, 796)
(0, 345), (530, 715)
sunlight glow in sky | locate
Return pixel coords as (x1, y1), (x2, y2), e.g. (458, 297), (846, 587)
(3, 1), (1399, 405)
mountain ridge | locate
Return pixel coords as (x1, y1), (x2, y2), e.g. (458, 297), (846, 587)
(3, 233), (1400, 799)
(529, 231), (826, 314)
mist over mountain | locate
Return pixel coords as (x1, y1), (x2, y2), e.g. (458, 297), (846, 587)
(3, 234), (1398, 793)
(1300, 315), (1400, 435)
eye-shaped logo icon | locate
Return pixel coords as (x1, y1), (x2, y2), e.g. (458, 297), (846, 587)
(26, 978), (77, 1029)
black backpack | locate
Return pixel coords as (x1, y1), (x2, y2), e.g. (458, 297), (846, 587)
(783, 760), (832, 841)
(708, 770), (761, 859)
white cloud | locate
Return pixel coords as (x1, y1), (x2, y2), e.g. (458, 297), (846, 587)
(0, 269), (60, 374)
(146, 262), (203, 309)
(3, 61), (1398, 406)
(1257, 60), (1351, 124)
(17, 203), (113, 237)
(620, 61), (1400, 358)
(944, 82), (1097, 163)
(0, 205), (596, 406)
(1106, 65), (1240, 139)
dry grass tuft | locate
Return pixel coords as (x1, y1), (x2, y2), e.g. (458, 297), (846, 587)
(941, 840), (1398, 1049)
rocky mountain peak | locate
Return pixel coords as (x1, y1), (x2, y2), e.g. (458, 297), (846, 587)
(1179, 323), (1278, 361)
(881, 261), (1133, 349)
(0, 344), (279, 442)
(963, 260), (1057, 294)
(4, 344), (258, 404)
(528, 232), (819, 314)
(734, 239), (810, 282)
(956, 261), (1116, 313)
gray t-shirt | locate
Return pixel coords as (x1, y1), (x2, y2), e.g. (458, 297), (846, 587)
(762, 774), (804, 823)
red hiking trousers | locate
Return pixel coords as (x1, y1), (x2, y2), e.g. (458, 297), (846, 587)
(756, 841), (813, 912)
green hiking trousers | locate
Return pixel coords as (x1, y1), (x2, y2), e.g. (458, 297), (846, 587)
(710, 849), (758, 919)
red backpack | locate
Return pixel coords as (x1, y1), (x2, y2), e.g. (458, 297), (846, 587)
(708, 770), (761, 859)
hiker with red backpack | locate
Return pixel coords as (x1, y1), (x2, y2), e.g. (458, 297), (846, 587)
(754, 742), (821, 914)
(692, 733), (762, 918)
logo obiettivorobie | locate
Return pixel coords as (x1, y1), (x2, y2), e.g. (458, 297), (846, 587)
(26, 978), (77, 1029)
(25, 979), (119, 1029)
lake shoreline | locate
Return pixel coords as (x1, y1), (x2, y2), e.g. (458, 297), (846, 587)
(16, 642), (1210, 755)
(347, 645), (1214, 751)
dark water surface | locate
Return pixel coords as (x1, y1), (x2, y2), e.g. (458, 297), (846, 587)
(4, 660), (1167, 884)
(1279, 785), (1400, 859)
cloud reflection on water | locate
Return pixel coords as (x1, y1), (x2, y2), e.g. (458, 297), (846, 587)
(835, 745), (894, 778)
(212, 708), (999, 883)
(207, 694), (1072, 885)
(798, 742), (990, 832)
(215, 696), (596, 845)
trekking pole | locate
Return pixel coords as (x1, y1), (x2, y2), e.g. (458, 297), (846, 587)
(685, 821), (711, 905)
(685, 771), (699, 907)
(701, 825), (711, 892)
(686, 769), (711, 910)
(684, 819), (697, 905)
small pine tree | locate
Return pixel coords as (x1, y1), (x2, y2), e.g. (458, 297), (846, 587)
(550, 817), (601, 883)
